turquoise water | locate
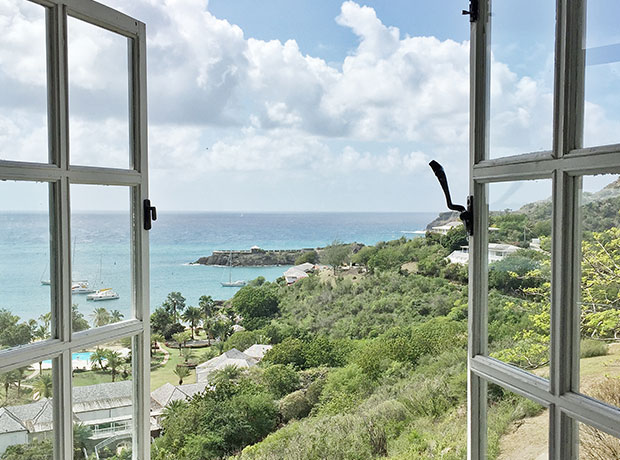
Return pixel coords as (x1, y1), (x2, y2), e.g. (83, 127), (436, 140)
(0, 212), (435, 322)
(43, 352), (93, 365)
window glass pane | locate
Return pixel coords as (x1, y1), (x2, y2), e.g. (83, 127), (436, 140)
(485, 179), (552, 376)
(68, 16), (130, 169)
(583, 0), (620, 147)
(489, 0), (555, 158)
(72, 339), (133, 459)
(487, 383), (547, 459)
(0, 1), (49, 163)
(0, 359), (55, 458)
(578, 174), (620, 409)
(71, 185), (132, 329)
(0, 181), (52, 350)
(579, 420), (620, 459)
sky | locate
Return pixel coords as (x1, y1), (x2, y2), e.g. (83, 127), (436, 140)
(0, 0), (619, 212)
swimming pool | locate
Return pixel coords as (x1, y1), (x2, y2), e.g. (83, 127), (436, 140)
(43, 351), (93, 365)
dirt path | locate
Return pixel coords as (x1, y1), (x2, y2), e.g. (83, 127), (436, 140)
(497, 344), (620, 460)
(497, 410), (548, 460)
(158, 343), (170, 366)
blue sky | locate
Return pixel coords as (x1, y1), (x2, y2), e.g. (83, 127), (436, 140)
(0, 0), (619, 212)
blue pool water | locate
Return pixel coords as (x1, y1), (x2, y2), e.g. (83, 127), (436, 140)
(43, 352), (93, 365)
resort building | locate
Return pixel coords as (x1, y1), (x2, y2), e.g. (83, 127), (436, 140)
(243, 344), (273, 361)
(195, 348), (258, 383)
(447, 243), (520, 265)
(429, 221), (463, 235)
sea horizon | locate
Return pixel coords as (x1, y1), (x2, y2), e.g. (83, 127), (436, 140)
(1, 211), (438, 322)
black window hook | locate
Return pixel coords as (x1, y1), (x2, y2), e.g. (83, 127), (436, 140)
(429, 160), (474, 236)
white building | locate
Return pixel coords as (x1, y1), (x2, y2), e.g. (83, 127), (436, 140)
(244, 344), (273, 360)
(430, 221), (463, 235)
(447, 243), (520, 265)
(195, 348), (258, 383)
(284, 262), (315, 284)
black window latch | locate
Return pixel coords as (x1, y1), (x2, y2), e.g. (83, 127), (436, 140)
(429, 160), (474, 236)
(143, 199), (157, 231)
(462, 0), (479, 22)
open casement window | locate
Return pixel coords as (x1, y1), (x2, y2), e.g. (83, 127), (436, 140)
(0, 1), (150, 459)
(468, 0), (620, 459)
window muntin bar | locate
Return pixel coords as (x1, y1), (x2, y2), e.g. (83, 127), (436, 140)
(0, 1), (149, 459)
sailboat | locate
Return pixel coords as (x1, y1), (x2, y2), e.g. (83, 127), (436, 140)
(86, 255), (119, 300)
(220, 250), (246, 287)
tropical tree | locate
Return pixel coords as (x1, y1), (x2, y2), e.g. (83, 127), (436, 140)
(72, 305), (90, 332)
(180, 347), (193, 364)
(198, 295), (216, 319)
(212, 319), (233, 342)
(320, 240), (352, 274)
(151, 333), (165, 357)
(33, 373), (53, 399)
(14, 367), (26, 397)
(104, 350), (123, 382)
(209, 364), (244, 385)
(2, 370), (19, 400)
(172, 331), (191, 355)
(73, 423), (92, 459)
(182, 306), (202, 340)
(91, 307), (111, 328)
(110, 310), (124, 323)
(90, 347), (108, 371)
(173, 365), (190, 385)
(162, 292), (186, 323)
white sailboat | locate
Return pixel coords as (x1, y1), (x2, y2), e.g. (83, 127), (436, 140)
(221, 250), (246, 287)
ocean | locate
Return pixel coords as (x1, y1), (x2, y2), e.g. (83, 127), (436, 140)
(0, 212), (435, 323)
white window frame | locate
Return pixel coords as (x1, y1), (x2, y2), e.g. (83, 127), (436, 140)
(468, 1), (620, 458)
(0, 1), (150, 459)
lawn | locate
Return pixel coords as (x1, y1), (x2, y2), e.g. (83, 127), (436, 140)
(149, 344), (198, 391)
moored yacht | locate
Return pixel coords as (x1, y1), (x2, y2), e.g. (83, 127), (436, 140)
(87, 288), (120, 301)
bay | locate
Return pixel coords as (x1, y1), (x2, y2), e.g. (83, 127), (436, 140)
(0, 211), (435, 322)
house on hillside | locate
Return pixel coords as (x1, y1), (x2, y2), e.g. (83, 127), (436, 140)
(244, 344), (273, 360)
(430, 221), (463, 235)
(284, 262), (316, 284)
(448, 243), (520, 265)
(195, 348), (257, 383)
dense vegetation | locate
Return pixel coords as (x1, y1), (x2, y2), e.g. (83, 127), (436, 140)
(3, 181), (620, 460)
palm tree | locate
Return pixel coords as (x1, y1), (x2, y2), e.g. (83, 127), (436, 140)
(162, 399), (186, 421)
(180, 347), (193, 364)
(151, 333), (164, 357)
(209, 364), (243, 385)
(33, 319), (51, 373)
(182, 306), (202, 340)
(162, 292), (186, 323)
(15, 367), (27, 396)
(73, 423), (92, 459)
(199, 295), (216, 319)
(110, 310), (124, 323)
(104, 350), (123, 382)
(202, 317), (215, 346)
(33, 374), (53, 399)
(90, 347), (108, 371)
(91, 307), (111, 328)
(173, 365), (190, 385)
(2, 370), (18, 400)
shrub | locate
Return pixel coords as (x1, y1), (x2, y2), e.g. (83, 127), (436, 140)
(279, 390), (311, 422)
(580, 377), (620, 459)
(579, 339), (608, 359)
(262, 364), (300, 398)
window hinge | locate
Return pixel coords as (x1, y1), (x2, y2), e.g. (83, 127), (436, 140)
(143, 199), (157, 231)
(462, 0), (479, 22)
(429, 160), (474, 236)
